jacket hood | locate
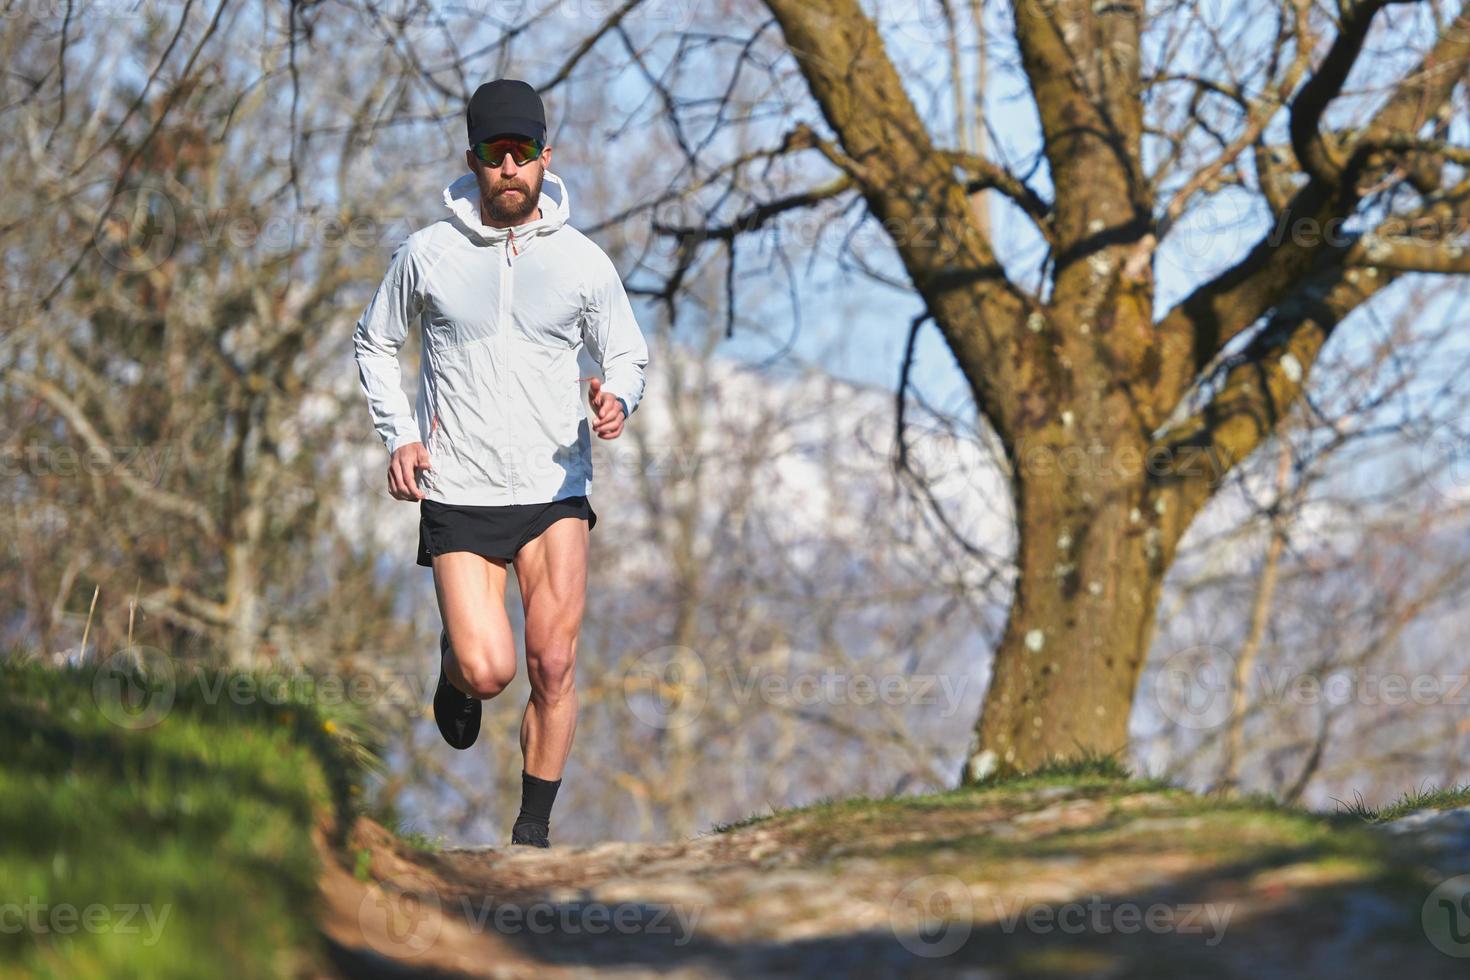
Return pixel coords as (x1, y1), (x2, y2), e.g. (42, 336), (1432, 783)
(442, 170), (570, 258)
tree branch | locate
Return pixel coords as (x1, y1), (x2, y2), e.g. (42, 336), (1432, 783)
(1152, 4), (1470, 413)
(1288, 0), (1415, 184)
(761, 0), (1030, 446)
(940, 148), (1054, 234)
(1150, 255), (1397, 523)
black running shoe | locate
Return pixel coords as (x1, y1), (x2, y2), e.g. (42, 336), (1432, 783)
(433, 631), (480, 750)
(511, 821), (550, 848)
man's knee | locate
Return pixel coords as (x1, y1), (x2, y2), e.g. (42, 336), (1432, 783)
(463, 661), (516, 700)
(526, 642), (577, 706)
(449, 636), (516, 700)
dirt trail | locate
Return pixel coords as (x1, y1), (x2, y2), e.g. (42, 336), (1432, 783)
(313, 785), (1470, 978)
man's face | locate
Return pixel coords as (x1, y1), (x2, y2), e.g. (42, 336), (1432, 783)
(466, 134), (552, 226)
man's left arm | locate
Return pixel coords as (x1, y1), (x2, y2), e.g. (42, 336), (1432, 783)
(582, 261), (650, 430)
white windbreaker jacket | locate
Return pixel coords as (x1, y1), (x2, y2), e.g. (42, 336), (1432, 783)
(352, 170), (649, 506)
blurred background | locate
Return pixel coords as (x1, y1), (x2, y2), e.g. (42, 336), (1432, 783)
(4, 0), (1469, 850)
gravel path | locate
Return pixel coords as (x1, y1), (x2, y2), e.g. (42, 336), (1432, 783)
(316, 788), (1470, 978)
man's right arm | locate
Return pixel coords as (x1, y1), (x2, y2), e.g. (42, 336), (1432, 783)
(352, 237), (423, 455)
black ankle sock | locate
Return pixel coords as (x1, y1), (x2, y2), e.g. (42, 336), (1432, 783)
(515, 771), (562, 830)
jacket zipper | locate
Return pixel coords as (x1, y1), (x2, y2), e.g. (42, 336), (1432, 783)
(500, 235), (515, 499)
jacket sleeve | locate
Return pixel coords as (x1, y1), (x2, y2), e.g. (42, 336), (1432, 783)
(352, 237), (423, 454)
(581, 258), (650, 418)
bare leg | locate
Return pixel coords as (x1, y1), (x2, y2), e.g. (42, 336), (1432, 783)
(431, 552), (517, 700)
(511, 515), (589, 779)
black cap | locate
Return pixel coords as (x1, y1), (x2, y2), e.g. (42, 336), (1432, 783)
(466, 79), (546, 147)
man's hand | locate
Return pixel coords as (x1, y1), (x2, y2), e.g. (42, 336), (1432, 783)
(388, 441), (432, 501)
(585, 376), (626, 439)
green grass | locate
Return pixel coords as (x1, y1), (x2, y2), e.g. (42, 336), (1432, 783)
(0, 654), (380, 979)
(1336, 782), (1470, 823)
(712, 753), (1470, 841)
(709, 754), (1171, 835)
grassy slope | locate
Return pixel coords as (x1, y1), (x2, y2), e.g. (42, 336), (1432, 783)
(699, 759), (1470, 977)
(0, 658), (375, 979)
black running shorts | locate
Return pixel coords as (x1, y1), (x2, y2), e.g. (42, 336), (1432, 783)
(417, 494), (598, 567)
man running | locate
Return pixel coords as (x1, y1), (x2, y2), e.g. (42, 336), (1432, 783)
(352, 78), (649, 848)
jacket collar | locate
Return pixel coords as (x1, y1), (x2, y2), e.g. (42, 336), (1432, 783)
(442, 170), (569, 259)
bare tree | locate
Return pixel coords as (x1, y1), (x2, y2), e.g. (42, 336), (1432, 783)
(632, 0), (1470, 778)
(9, 0), (1470, 843)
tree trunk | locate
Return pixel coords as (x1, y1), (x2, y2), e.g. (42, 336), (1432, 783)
(224, 525), (264, 669)
(962, 432), (1183, 782)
